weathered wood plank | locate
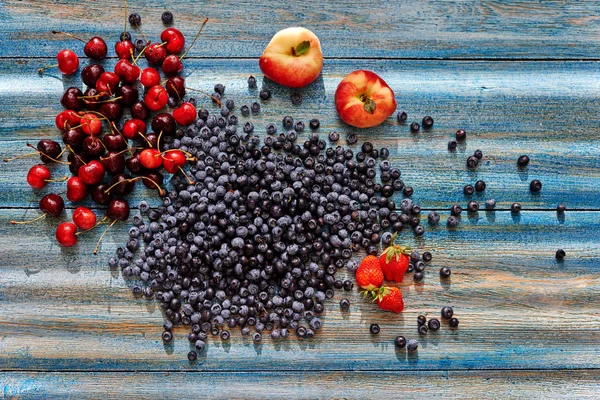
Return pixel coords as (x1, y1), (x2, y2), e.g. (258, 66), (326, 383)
(2, 1), (600, 59)
(2, 370), (600, 399)
(1, 59), (599, 209)
(1, 208), (599, 371)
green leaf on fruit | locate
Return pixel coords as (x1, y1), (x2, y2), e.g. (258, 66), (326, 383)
(292, 41), (310, 56)
(363, 98), (377, 114)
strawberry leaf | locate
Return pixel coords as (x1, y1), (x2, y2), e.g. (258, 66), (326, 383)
(292, 41), (310, 57)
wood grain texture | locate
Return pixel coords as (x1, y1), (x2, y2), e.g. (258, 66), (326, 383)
(1, 1), (600, 59)
(2, 370), (600, 399)
(1, 208), (599, 371)
(1, 59), (600, 209)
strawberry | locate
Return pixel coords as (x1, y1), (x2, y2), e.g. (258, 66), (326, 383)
(355, 255), (384, 292)
(379, 232), (411, 282)
(375, 286), (404, 314)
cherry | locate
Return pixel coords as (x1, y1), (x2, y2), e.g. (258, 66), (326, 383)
(103, 132), (128, 152)
(40, 193), (65, 217)
(56, 222), (78, 247)
(100, 102), (123, 122)
(165, 76), (185, 98)
(139, 148), (162, 169)
(96, 72), (120, 95)
(91, 183), (112, 205)
(172, 102), (196, 126)
(68, 152), (87, 176)
(108, 174), (135, 196)
(82, 136), (106, 158)
(66, 176), (88, 202)
(55, 110), (81, 131)
(144, 43), (167, 65)
(114, 59), (140, 84)
(125, 151), (144, 174)
(162, 54), (183, 76)
(81, 64), (105, 87)
(101, 151), (126, 175)
(161, 27), (185, 54)
(37, 139), (63, 163)
(84, 36), (108, 60)
(80, 113), (103, 136)
(62, 128), (86, 149)
(72, 206), (97, 230)
(115, 40), (135, 59)
(162, 150), (187, 174)
(122, 118), (147, 140)
(27, 165), (51, 189)
(61, 87), (83, 110)
(78, 160), (105, 185)
(151, 113), (176, 136)
(131, 101), (150, 120)
(142, 133), (159, 149)
(107, 198), (130, 220)
(82, 87), (102, 110)
(144, 85), (168, 111)
(140, 67), (160, 88)
(143, 171), (164, 189)
(116, 84), (138, 105)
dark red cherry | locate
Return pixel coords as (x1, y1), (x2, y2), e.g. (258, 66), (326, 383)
(61, 87), (83, 110)
(62, 128), (86, 149)
(37, 139), (62, 163)
(101, 151), (126, 175)
(165, 76), (185, 98)
(143, 171), (164, 189)
(116, 84), (139, 106)
(39, 193), (65, 217)
(91, 183), (112, 205)
(68, 152), (87, 176)
(100, 102), (123, 122)
(81, 64), (105, 87)
(162, 54), (183, 76)
(107, 198), (130, 220)
(103, 133), (128, 152)
(143, 133), (158, 149)
(82, 87), (102, 110)
(151, 113), (176, 136)
(131, 101), (150, 120)
(110, 174), (135, 196)
(82, 136), (105, 158)
(84, 36), (108, 60)
(125, 151), (144, 174)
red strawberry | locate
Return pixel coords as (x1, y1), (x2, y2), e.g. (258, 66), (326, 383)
(375, 286), (404, 314)
(379, 233), (411, 282)
(355, 255), (384, 292)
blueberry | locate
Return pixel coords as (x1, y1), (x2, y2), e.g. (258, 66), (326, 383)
(475, 180), (486, 192)
(446, 216), (459, 227)
(414, 271), (424, 281)
(240, 105), (250, 116)
(161, 11), (173, 25)
(422, 116), (434, 129)
(309, 119), (320, 130)
(422, 252), (432, 262)
(455, 129), (466, 141)
(248, 75), (257, 88)
(556, 249), (566, 259)
(428, 318), (440, 331)
(340, 298), (350, 310)
(466, 155), (479, 169)
(441, 306), (454, 319)
(410, 122), (420, 133)
(530, 179), (542, 192)
(282, 116), (294, 129)
(406, 339), (419, 351)
(439, 266), (451, 278)
(291, 92), (302, 105)
(511, 202), (521, 213)
(428, 211), (440, 225)
(449, 317), (460, 328)
(346, 133), (357, 145)
(418, 324), (428, 335)
(119, 32), (131, 41)
(187, 350), (197, 361)
(266, 123), (277, 135)
(557, 204), (566, 214)
(225, 99), (235, 110)
(448, 140), (457, 150)
(467, 201), (479, 213)
(473, 149), (483, 159)
(417, 315), (427, 326)
(394, 335), (407, 348)
(397, 111), (407, 123)
(259, 89), (271, 100)
(380, 148), (390, 159)
(369, 323), (380, 334)
(517, 155), (530, 167)
(251, 102), (261, 114)
(450, 204), (462, 216)
(463, 185), (474, 195)
(485, 199), (496, 210)
(129, 13), (141, 26)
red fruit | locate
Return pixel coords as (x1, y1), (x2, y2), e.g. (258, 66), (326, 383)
(84, 36), (108, 60)
(374, 286), (404, 314)
(80, 113), (102, 136)
(139, 148), (163, 169)
(145, 43), (167, 65)
(72, 206), (97, 230)
(172, 102), (196, 126)
(122, 118), (147, 140)
(379, 235), (411, 282)
(55, 110), (81, 131)
(39, 193), (65, 217)
(131, 101), (150, 120)
(99, 101), (123, 122)
(66, 176), (88, 202)
(355, 255), (384, 291)
(27, 165), (51, 189)
(140, 67), (161, 88)
(115, 40), (135, 59)
(165, 76), (185, 98)
(78, 160), (105, 185)
(96, 71), (120, 95)
(114, 59), (140, 84)
(56, 222), (78, 247)
(162, 150), (186, 174)
(144, 85), (168, 111)
(107, 198), (130, 220)
(103, 132), (128, 152)
(162, 54), (183, 76)
(56, 49), (79, 75)
(161, 27), (185, 54)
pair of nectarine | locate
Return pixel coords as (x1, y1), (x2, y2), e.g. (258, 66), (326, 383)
(259, 27), (397, 128)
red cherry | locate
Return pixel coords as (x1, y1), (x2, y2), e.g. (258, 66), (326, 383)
(81, 64), (105, 87)
(82, 87), (102, 110)
(80, 113), (103, 135)
(61, 87), (83, 110)
(84, 36), (108, 60)
(139, 148), (163, 169)
(78, 160), (105, 185)
(101, 151), (126, 175)
(161, 54), (183, 76)
(115, 40), (135, 59)
(103, 132), (128, 152)
(72, 206), (97, 230)
(55, 110), (81, 131)
(56, 222), (78, 247)
(143, 171), (164, 189)
(82, 135), (106, 158)
(122, 118), (147, 140)
(56, 49), (79, 75)
(62, 127), (86, 149)
(114, 59), (140, 84)
(99, 102), (123, 122)
(107, 198), (130, 220)
(91, 183), (112, 205)
(162, 150), (187, 174)
(140, 67), (161, 88)
(144, 85), (168, 111)
(125, 151), (144, 174)
(27, 165), (51, 189)
(40, 193), (65, 217)
(96, 72), (120, 95)
(145, 43), (167, 65)
(116, 85), (139, 105)
(161, 28), (185, 54)
(165, 76), (185, 98)
(131, 101), (150, 120)
(66, 176), (88, 202)
(172, 102), (196, 126)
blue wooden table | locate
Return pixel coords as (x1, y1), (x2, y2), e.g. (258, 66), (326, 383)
(1, 1), (600, 398)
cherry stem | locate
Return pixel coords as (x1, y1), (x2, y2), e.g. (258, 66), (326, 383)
(133, 20), (149, 45)
(3, 151), (39, 162)
(110, 122), (133, 156)
(22, 143), (70, 164)
(178, 166), (195, 185)
(94, 218), (118, 255)
(159, 148), (194, 158)
(83, 110), (110, 121)
(137, 131), (152, 147)
(180, 18), (209, 60)
(66, 145), (87, 164)
(138, 176), (165, 196)
(75, 216), (108, 235)
(52, 30), (85, 43)
(132, 45), (147, 65)
(10, 212), (47, 225)
(123, 0), (127, 36)
(45, 176), (69, 183)
(157, 130), (164, 151)
(37, 64), (59, 74)
(94, 136), (109, 151)
(89, 96), (122, 104)
(185, 87), (221, 107)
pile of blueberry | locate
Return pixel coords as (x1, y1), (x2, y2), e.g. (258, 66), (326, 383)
(111, 93), (432, 359)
